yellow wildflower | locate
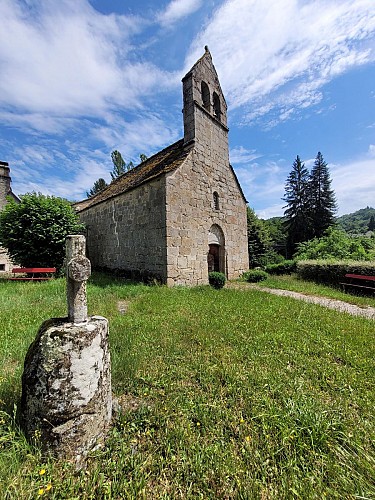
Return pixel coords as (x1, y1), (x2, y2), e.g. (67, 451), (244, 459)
(39, 469), (46, 476)
(45, 484), (52, 491)
(38, 488), (44, 495)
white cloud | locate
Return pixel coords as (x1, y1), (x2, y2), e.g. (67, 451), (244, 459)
(157, 0), (203, 27)
(186, 0), (375, 126)
(0, 0), (172, 132)
(230, 146), (262, 164)
(331, 153), (375, 215)
(92, 113), (181, 161)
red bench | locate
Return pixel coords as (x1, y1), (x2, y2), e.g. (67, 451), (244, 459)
(340, 273), (375, 294)
(10, 267), (56, 281)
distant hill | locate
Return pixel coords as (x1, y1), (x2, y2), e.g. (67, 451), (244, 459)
(336, 207), (375, 234)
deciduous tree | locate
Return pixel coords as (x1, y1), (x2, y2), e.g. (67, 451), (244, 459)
(247, 206), (272, 267)
(0, 193), (84, 270)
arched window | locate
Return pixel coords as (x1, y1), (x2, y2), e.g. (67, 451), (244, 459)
(201, 81), (210, 111)
(213, 191), (220, 210)
(213, 92), (221, 120)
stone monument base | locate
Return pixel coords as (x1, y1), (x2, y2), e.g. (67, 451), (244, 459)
(21, 316), (112, 464)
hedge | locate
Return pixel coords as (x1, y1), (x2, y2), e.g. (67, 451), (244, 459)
(265, 260), (296, 275)
(296, 260), (375, 287)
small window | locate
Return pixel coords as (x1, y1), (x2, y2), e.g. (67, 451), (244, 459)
(201, 81), (210, 111)
(213, 191), (220, 210)
(0, 264), (5, 271)
(213, 92), (221, 120)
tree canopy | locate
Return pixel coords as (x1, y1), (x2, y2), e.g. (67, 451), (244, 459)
(110, 150), (135, 180)
(294, 227), (375, 261)
(0, 193), (84, 270)
(282, 152), (336, 256)
(86, 178), (108, 198)
(309, 152), (337, 238)
(247, 206), (273, 267)
(282, 155), (311, 256)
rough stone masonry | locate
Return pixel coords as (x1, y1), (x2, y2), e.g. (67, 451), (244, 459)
(21, 235), (112, 464)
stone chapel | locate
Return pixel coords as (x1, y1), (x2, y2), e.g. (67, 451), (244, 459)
(76, 48), (249, 285)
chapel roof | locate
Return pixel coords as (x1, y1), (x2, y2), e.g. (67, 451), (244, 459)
(75, 139), (192, 212)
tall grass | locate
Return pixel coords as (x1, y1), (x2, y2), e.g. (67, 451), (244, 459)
(0, 274), (374, 498)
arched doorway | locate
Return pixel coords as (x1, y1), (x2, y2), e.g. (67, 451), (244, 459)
(208, 224), (226, 275)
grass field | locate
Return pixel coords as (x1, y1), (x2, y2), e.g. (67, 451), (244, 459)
(0, 274), (374, 499)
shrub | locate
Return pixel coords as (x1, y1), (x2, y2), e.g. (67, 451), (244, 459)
(296, 260), (375, 287)
(242, 269), (269, 283)
(208, 272), (226, 289)
(265, 260), (297, 275)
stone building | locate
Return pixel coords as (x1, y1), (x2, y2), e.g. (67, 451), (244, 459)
(76, 48), (249, 285)
(0, 161), (20, 272)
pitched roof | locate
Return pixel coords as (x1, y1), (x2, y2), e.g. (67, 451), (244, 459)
(75, 139), (192, 212)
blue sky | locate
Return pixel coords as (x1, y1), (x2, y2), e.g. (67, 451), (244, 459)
(0, 0), (374, 218)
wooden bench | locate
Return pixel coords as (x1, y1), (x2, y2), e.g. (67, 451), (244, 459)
(340, 273), (375, 294)
(10, 267), (56, 281)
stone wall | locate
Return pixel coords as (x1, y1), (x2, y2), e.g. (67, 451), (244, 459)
(78, 176), (168, 281)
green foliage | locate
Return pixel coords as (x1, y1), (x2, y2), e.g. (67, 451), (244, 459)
(208, 271), (226, 289)
(337, 207), (375, 234)
(265, 260), (297, 275)
(110, 150), (126, 179)
(369, 215), (375, 231)
(139, 153), (148, 163)
(283, 155), (312, 255)
(242, 269), (269, 282)
(262, 216), (287, 258)
(86, 177), (108, 198)
(296, 260), (375, 286)
(0, 193), (84, 270)
(309, 152), (337, 238)
(294, 227), (375, 261)
(247, 206), (272, 267)
(110, 150), (135, 180)
(283, 152), (336, 256)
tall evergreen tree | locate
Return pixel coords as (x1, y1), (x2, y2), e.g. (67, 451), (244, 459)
(309, 152), (336, 238)
(110, 150), (126, 180)
(110, 150), (135, 180)
(282, 155), (311, 256)
(86, 178), (108, 198)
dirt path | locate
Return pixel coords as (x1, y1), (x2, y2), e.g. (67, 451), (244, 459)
(228, 283), (375, 320)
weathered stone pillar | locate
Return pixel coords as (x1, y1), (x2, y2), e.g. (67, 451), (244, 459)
(21, 235), (112, 465)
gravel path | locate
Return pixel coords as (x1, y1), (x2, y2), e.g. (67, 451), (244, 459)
(229, 283), (375, 320)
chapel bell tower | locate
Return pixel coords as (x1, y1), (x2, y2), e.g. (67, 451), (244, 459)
(182, 46), (228, 147)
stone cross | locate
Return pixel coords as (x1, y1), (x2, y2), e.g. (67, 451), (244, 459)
(66, 235), (91, 323)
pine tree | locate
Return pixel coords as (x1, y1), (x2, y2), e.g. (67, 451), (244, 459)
(110, 150), (126, 180)
(309, 152), (337, 238)
(282, 155), (311, 256)
(86, 178), (108, 198)
(110, 150), (136, 180)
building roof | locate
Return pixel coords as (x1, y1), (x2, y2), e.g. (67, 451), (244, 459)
(75, 139), (192, 212)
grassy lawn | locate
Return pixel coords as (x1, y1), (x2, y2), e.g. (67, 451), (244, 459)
(0, 274), (374, 498)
